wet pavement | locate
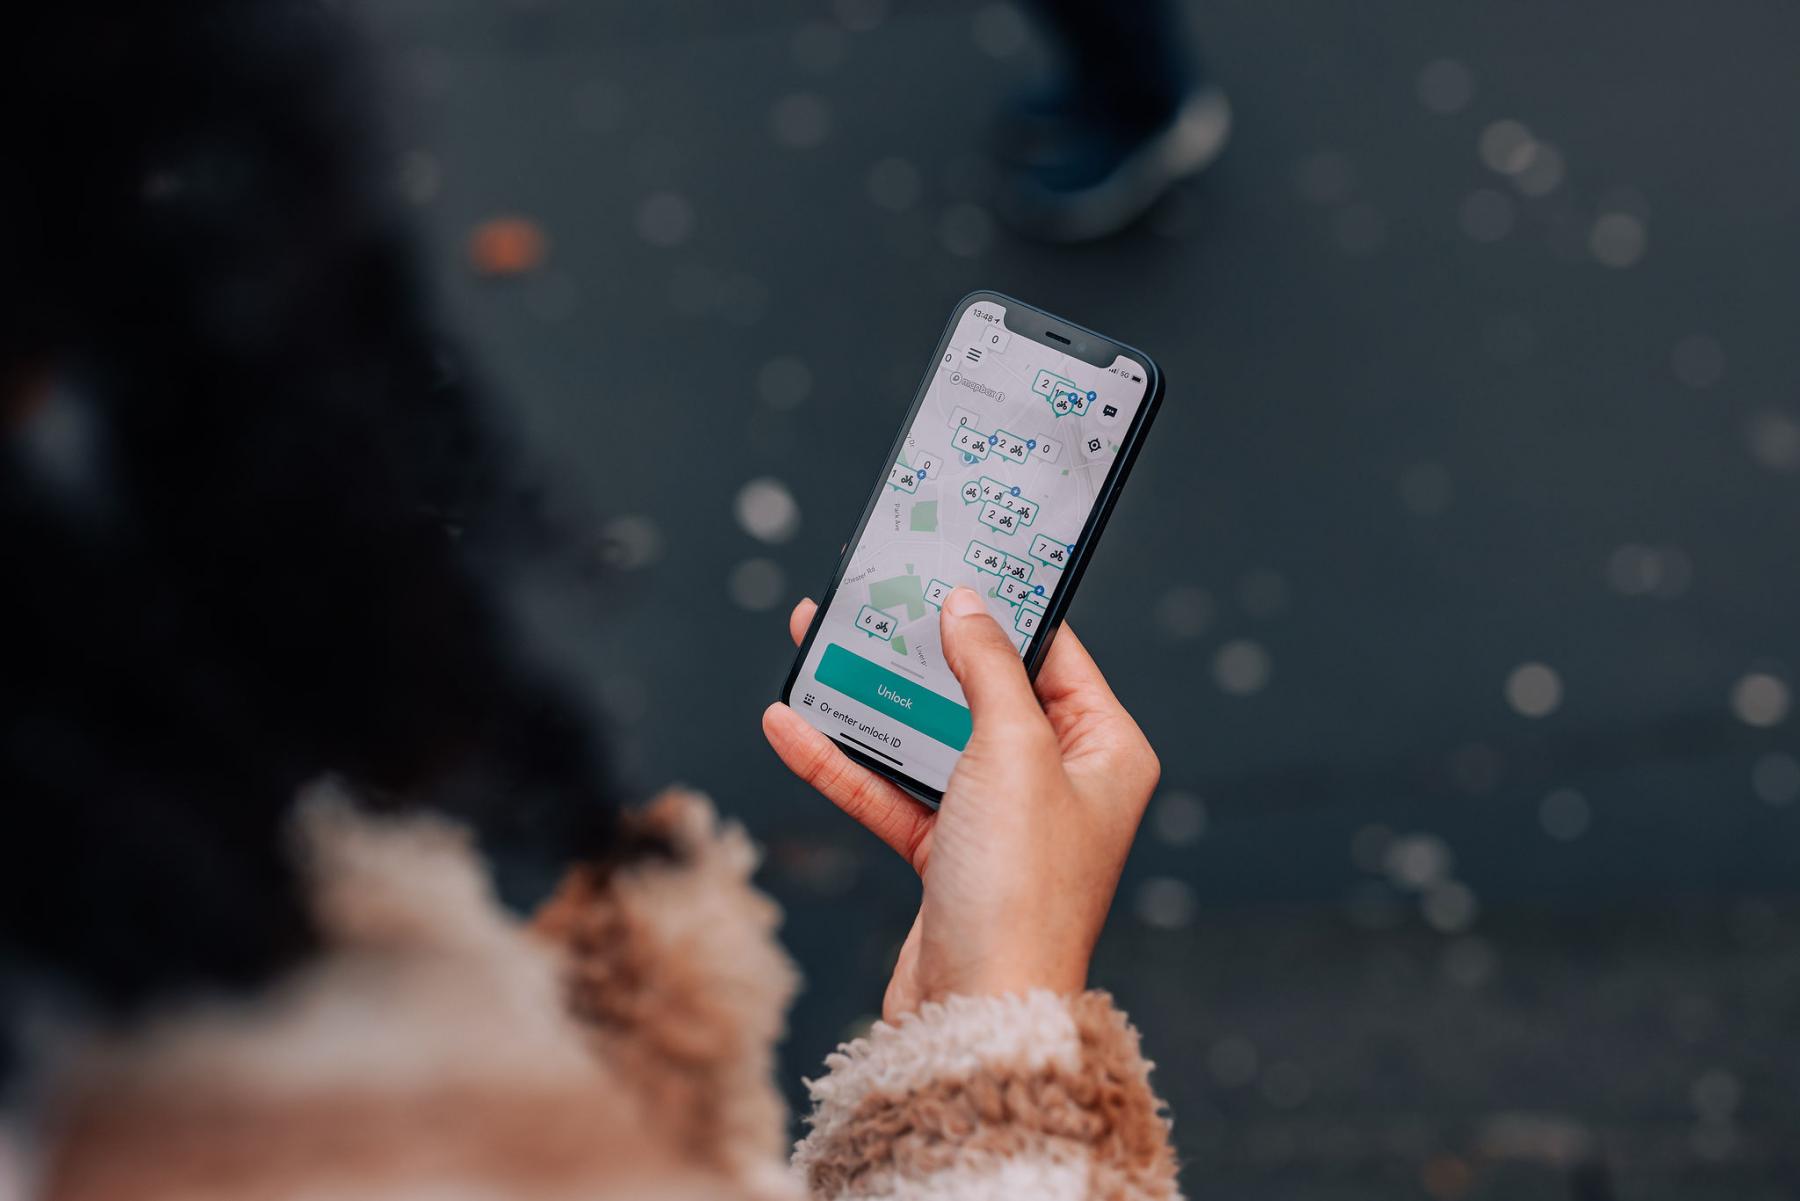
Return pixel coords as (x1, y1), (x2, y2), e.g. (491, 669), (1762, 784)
(363, 3), (1800, 1194)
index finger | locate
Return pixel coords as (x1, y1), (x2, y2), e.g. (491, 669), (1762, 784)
(762, 701), (934, 869)
(788, 597), (818, 647)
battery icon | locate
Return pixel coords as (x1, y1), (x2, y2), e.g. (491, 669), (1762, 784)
(1129, 373), (1142, 382)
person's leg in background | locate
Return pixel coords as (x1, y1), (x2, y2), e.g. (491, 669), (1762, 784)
(997, 0), (1229, 243)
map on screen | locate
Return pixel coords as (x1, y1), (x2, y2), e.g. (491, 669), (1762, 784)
(790, 299), (1150, 793)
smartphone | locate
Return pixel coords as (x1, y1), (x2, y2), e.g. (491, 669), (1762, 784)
(780, 290), (1164, 804)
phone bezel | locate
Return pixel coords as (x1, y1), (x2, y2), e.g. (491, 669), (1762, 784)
(778, 288), (1167, 806)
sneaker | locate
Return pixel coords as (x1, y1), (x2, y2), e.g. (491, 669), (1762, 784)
(996, 85), (1231, 244)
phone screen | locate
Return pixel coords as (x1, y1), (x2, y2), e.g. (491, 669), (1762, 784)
(786, 296), (1153, 796)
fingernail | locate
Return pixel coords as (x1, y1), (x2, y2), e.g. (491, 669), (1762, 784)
(944, 587), (983, 617)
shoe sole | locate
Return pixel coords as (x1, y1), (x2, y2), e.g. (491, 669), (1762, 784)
(1003, 86), (1232, 245)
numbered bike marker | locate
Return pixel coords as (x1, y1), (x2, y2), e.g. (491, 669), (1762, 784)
(965, 540), (1006, 576)
(978, 503), (1021, 535)
(998, 576), (1033, 606)
(1033, 436), (1063, 464)
(855, 604), (898, 641)
(993, 430), (1030, 464)
(1002, 557), (1033, 584)
(998, 488), (1038, 525)
(951, 425), (992, 461)
(887, 462), (920, 493)
(959, 479), (984, 505)
(1032, 368), (1074, 399)
(1029, 534), (1073, 569)
(1014, 606), (1042, 637)
(949, 404), (982, 430)
(912, 452), (941, 478)
(1034, 369), (1092, 420)
(924, 578), (953, 608)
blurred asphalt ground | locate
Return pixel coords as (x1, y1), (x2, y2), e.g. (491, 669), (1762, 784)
(361, 3), (1799, 1196)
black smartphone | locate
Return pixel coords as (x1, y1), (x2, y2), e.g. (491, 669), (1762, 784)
(780, 290), (1164, 804)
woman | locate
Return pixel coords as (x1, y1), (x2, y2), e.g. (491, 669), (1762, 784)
(2, 3), (1178, 1197)
(23, 597), (1170, 1200)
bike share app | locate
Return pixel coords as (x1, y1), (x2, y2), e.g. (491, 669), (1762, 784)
(791, 301), (1148, 794)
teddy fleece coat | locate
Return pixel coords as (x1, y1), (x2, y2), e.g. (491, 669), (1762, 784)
(38, 788), (1181, 1200)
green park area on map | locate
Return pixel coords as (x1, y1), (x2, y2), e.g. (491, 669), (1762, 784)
(867, 572), (926, 621)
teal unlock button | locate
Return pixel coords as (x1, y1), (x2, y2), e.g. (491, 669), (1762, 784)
(816, 643), (972, 750)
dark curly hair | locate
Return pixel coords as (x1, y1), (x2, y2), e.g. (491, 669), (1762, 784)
(1, 0), (623, 1068)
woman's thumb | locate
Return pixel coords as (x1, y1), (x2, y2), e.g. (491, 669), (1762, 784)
(940, 588), (1044, 730)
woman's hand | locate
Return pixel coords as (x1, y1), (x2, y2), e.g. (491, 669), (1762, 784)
(763, 587), (1160, 1021)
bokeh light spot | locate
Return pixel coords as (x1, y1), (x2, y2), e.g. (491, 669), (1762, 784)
(1154, 585), (1213, 639)
(939, 203), (995, 257)
(468, 215), (547, 276)
(1135, 876), (1197, 930)
(756, 355), (813, 409)
(832, 0), (889, 33)
(790, 21), (848, 73)
(1422, 881), (1479, 933)
(971, 4), (1029, 58)
(735, 477), (802, 543)
(598, 514), (664, 571)
(1442, 937), (1498, 989)
(396, 149), (440, 205)
(1746, 410), (1800, 471)
(1589, 212), (1647, 267)
(1459, 188), (1515, 242)
(1151, 791), (1207, 845)
(1478, 120), (1536, 175)
(1213, 639), (1271, 695)
(635, 191), (695, 248)
(1505, 662), (1563, 718)
(1606, 543), (1692, 598)
(1207, 1036), (1259, 1087)
(1416, 59), (1475, 114)
(1751, 752), (1800, 806)
(1294, 150), (1354, 205)
(1238, 568), (1290, 619)
(727, 558), (787, 612)
(1512, 142), (1564, 197)
(1671, 334), (1725, 389)
(1539, 788), (1591, 841)
(1399, 461), (1454, 515)
(1386, 833), (1452, 890)
(1730, 672), (1790, 728)
(771, 92), (832, 149)
(867, 156), (923, 211)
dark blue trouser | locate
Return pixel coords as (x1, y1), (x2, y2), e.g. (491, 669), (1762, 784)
(1030, 0), (1194, 129)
